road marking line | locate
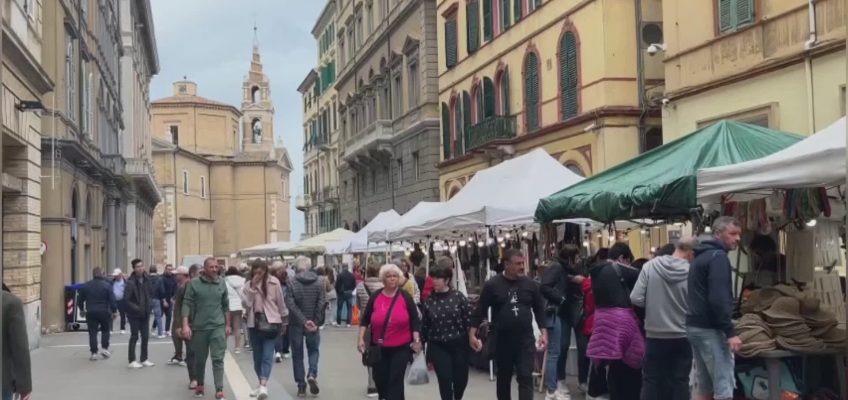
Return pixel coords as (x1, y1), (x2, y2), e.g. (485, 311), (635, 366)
(224, 351), (253, 400)
(47, 341), (173, 348)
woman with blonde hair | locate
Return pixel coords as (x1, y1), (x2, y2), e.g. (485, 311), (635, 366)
(358, 264), (422, 400)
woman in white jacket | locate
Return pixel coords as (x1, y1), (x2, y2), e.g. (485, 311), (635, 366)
(224, 266), (246, 353)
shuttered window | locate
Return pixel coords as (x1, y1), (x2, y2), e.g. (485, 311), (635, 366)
(483, 77), (496, 118)
(560, 31), (578, 120)
(453, 100), (463, 156)
(483, 0), (493, 41)
(474, 85), (484, 123)
(467, 1), (480, 53)
(500, 68), (511, 116)
(717, 0), (755, 33)
(524, 53), (540, 132)
(441, 103), (452, 160)
(445, 17), (458, 68)
(500, 0), (511, 30)
(514, 0), (522, 22)
(462, 92), (472, 153)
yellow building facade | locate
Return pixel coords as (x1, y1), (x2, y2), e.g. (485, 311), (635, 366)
(437, 0), (664, 200)
(151, 47), (292, 267)
(662, 0), (846, 138)
(297, 0), (341, 239)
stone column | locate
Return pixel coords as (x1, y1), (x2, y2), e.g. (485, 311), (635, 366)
(125, 198), (138, 264)
(106, 191), (121, 270)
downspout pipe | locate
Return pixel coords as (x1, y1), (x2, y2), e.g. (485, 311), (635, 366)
(804, 0), (818, 133)
(635, 0), (647, 153)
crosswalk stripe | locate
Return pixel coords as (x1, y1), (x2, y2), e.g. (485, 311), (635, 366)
(224, 351), (254, 400)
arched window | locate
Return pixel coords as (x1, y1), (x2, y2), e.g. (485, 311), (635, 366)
(85, 193), (92, 223)
(497, 67), (510, 116)
(483, 77), (495, 119)
(473, 84), (483, 123)
(251, 86), (260, 103)
(453, 98), (463, 155)
(565, 163), (585, 177)
(524, 52), (540, 132)
(441, 102), (451, 160)
(461, 91), (471, 152)
(559, 31), (579, 119)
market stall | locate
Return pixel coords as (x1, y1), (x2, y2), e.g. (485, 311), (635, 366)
(286, 228), (355, 254)
(237, 241), (296, 258)
(325, 210), (402, 255)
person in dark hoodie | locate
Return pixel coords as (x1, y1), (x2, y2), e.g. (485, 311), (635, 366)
(149, 265), (167, 338)
(78, 267), (118, 361)
(540, 244), (588, 399)
(630, 237), (698, 400)
(285, 256), (327, 397)
(687, 217), (742, 400)
(124, 258), (154, 369)
(162, 264), (178, 338)
(335, 264), (357, 327)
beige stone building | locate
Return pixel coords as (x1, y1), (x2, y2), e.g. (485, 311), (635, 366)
(335, 0), (442, 231)
(2, 0), (53, 343)
(661, 0), (845, 138)
(151, 46), (292, 267)
(297, 0), (341, 238)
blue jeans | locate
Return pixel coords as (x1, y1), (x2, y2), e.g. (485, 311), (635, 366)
(151, 299), (164, 336)
(545, 315), (564, 392)
(289, 324), (321, 387)
(249, 328), (277, 381)
(687, 326), (735, 399)
(337, 293), (353, 324)
(2, 386), (12, 400)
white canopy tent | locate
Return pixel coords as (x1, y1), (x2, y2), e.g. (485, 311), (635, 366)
(325, 210), (402, 254)
(384, 149), (586, 241)
(286, 228), (355, 254)
(367, 202), (446, 243)
(698, 117), (846, 202)
(237, 241), (296, 258)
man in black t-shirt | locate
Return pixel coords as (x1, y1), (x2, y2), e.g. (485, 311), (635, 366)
(470, 249), (548, 400)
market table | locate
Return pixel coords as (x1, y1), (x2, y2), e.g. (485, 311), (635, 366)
(758, 349), (846, 400)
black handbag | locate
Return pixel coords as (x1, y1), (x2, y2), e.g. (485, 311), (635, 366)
(363, 291), (400, 367)
(255, 312), (282, 335)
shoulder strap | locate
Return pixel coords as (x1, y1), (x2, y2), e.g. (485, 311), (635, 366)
(363, 283), (372, 298)
(377, 292), (401, 345)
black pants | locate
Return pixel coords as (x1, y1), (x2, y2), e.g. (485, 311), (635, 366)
(112, 300), (127, 331)
(494, 333), (535, 400)
(588, 360), (609, 397)
(373, 345), (411, 400)
(173, 334), (186, 360)
(163, 303), (173, 333)
(608, 360), (642, 400)
(86, 310), (111, 354)
(128, 315), (150, 363)
(429, 338), (470, 400)
(641, 338), (692, 400)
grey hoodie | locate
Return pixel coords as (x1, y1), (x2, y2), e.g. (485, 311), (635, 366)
(630, 255), (690, 339)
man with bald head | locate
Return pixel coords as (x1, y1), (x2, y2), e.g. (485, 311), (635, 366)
(630, 237), (698, 400)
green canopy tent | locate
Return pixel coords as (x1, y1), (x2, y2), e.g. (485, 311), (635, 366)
(535, 120), (803, 224)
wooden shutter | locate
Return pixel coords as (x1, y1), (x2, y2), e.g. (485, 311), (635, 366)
(484, 77), (496, 118)
(736, 0), (754, 27)
(501, 0), (511, 30)
(560, 32), (578, 119)
(462, 91), (472, 152)
(454, 100), (463, 156)
(483, 0), (493, 41)
(445, 18), (458, 68)
(718, 0), (733, 32)
(466, 1), (480, 53)
(500, 69), (510, 116)
(525, 53), (539, 131)
(514, 0), (522, 22)
(441, 103), (452, 159)
(475, 86), (484, 123)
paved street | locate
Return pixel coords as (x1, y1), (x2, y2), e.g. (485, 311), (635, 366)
(32, 326), (585, 399)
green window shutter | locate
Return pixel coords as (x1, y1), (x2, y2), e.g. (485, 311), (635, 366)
(500, 69), (510, 116)
(466, 1), (480, 53)
(718, 0), (733, 32)
(484, 77), (495, 118)
(441, 103), (452, 160)
(483, 0), (493, 41)
(475, 86), (484, 123)
(501, 0), (511, 29)
(445, 19), (458, 68)
(736, 0), (754, 27)
(514, 0), (522, 22)
(525, 53), (539, 131)
(462, 91), (472, 153)
(454, 101), (463, 155)
(560, 32), (578, 119)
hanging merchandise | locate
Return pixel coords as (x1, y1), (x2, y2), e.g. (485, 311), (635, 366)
(786, 220), (842, 283)
(784, 188), (831, 224)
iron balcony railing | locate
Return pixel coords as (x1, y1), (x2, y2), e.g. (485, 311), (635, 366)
(466, 115), (517, 151)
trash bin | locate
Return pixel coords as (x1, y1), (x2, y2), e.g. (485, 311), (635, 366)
(64, 283), (87, 331)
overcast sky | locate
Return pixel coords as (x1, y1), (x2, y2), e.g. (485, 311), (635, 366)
(150, 0), (324, 240)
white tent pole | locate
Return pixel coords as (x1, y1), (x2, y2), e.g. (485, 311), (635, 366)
(425, 239), (431, 276)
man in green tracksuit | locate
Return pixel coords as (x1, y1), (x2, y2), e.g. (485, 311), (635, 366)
(182, 258), (231, 399)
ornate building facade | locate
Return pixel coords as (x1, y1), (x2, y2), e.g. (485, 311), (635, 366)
(151, 44), (292, 268)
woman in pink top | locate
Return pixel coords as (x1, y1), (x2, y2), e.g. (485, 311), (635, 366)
(241, 260), (288, 400)
(358, 264), (422, 400)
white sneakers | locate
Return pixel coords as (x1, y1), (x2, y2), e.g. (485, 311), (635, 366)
(99, 349), (111, 359)
(128, 360), (154, 368)
(120, 330), (127, 335)
(274, 352), (282, 363)
(545, 390), (571, 400)
(249, 386), (268, 400)
(89, 354), (99, 361)
(142, 360), (156, 367)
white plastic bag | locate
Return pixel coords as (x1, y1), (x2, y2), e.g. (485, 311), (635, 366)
(406, 352), (430, 385)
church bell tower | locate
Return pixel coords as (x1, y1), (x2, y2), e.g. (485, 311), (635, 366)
(242, 25), (275, 153)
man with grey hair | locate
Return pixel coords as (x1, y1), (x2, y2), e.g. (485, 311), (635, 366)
(286, 256), (327, 396)
(687, 217), (743, 400)
(631, 237), (698, 400)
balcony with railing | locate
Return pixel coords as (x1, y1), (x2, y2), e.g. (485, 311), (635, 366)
(343, 119), (393, 163)
(295, 194), (312, 211)
(466, 116), (517, 151)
